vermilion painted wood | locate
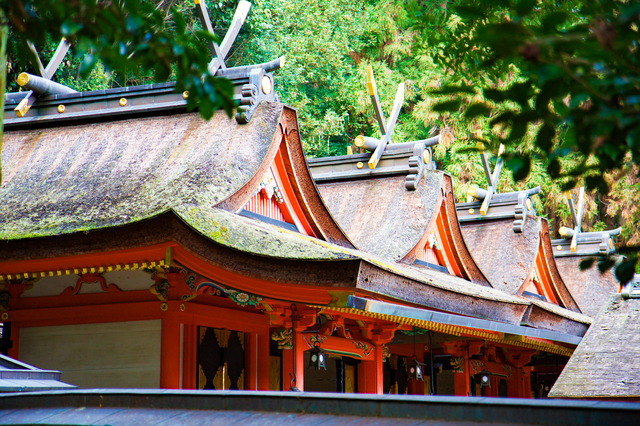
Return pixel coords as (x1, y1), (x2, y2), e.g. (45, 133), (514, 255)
(0, 242), (172, 277)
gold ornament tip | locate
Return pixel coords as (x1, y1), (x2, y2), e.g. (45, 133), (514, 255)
(558, 227), (570, 237)
(354, 135), (365, 147)
(17, 72), (29, 87)
(467, 186), (477, 197)
(280, 56), (286, 68)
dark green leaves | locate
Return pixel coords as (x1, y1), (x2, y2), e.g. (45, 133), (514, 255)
(465, 103), (492, 119)
(433, 99), (462, 112)
(536, 124), (556, 153)
(579, 257), (595, 271)
(615, 258), (638, 285)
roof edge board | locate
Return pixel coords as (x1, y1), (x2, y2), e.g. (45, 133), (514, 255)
(346, 295), (582, 345)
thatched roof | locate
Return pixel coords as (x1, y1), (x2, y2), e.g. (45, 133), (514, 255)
(0, 99), (590, 338)
(317, 174), (442, 261)
(1, 104), (281, 240)
(461, 217), (541, 294)
(460, 217), (579, 312)
(316, 172), (489, 286)
(555, 256), (620, 317)
(550, 294), (640, 399)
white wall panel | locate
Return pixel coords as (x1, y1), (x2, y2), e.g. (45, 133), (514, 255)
(19, 320), (161, 388)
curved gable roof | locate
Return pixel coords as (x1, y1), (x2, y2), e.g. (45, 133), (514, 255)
(317, 173), (442, 262)
(0, 103), (281, 239)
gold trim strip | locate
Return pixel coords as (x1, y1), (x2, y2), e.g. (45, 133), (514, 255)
(0, 260), (165, 282)
(315, 306), (574, 357)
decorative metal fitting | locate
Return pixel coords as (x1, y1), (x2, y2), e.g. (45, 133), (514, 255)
(119, 98), (127, 106)
(57, 105), (65, 113)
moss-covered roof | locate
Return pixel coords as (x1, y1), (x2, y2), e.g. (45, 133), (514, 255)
(550, 294), (640, 398)
(0, 103), (283, 240)
(461, 217), (541, 295)
(317, 173), (443, 261)
(555, 256), (620, 317)
(175, 205), (356, 261)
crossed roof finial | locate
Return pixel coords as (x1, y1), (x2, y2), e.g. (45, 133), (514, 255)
(459, 145), (540, 233)
(14, 38), (73, 117)
(554, 187), (621, 255)
(9, 1), (283, 124)
(358, 65), (405, 170)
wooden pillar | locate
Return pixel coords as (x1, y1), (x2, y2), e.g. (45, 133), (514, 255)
(502, 348), (535, 399)
(522, 366), (533, 398)
(440, 340), (482, 397)
(453, 358), (471, 397)
(245, 331), (258, 390)
(257, 331), (270, 390)
(294, 331), (305, 391)
(282, 347), (294, 391)
(181, 318), (196, 390)
(160, 310), (181, 389)
(359, 343), (383, 394)
(244, 331), (269, 390)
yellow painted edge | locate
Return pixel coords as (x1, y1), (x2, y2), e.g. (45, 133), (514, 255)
(15, 97), (30, 118)
(366, 65), (376, 96)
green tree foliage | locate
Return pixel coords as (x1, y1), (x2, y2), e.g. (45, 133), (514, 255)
(4, 0), (638, 280)
(413, 0), (640, 281)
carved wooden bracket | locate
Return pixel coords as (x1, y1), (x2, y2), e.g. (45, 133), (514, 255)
(60, 274), (121, 296)
(501, 348), (536, 368)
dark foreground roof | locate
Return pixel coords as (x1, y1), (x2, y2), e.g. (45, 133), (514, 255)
(0, 389), (639, 426)
(0, 355), (75, 393)
(555, 256), (619, 317)
(550, 294), (640, 399)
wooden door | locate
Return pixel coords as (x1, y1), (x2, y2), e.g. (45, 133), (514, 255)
(197, 326), (245, 390)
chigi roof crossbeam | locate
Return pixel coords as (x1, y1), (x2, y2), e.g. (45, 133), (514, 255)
(4, 0), (283, 126)
(551, 187), (621, 257)
(313, 66), (439, 190)
(456, 143), (540, 233)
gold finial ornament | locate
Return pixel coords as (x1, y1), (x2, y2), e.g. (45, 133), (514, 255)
(182, 91), (189, 99)
(557, 245), (563, 250)
(467, 186), (477, 197)
(261, 75), (272, 95)
(160, 302), (168, 311)
(423, 149), (431, 164)
(356, 162), (364, 169)
(119, 98), (127, 106)
(57, 105), (65, 113)
(468, 209), (474, 214)
(17, 72), (29, 87)
(354, 135), (365, 147)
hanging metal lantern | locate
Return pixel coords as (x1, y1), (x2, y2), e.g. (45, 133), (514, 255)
(407, 356), (424, 381)
(309, 345), (326, 370)
(477, 369), (491, 388)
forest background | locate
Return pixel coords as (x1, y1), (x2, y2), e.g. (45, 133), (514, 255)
(5, 0), (639, 277)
